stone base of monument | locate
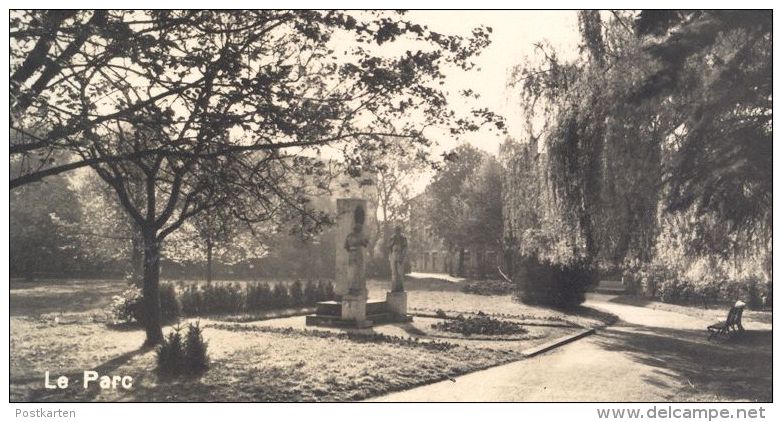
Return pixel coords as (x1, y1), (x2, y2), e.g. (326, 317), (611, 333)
(386, 291), (413, 322)
(305, 296), (412, 327)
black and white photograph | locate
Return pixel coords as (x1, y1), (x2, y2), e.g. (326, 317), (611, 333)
(5, 4), (775, 413)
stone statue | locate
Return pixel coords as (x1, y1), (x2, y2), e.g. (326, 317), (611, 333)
(344, 206), (369, 295)
(388, 225), (408, 292)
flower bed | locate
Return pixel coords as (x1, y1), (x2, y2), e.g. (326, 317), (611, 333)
(431, 313), (528, 337)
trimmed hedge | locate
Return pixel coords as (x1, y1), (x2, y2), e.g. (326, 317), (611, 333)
(177, 280), (335, 316)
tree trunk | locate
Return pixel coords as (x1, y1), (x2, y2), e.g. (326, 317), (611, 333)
(457, 247), (465, 277)
(130, 235), (143, 287)
(206, 240), (213, 283)
(141, 228), (164, 346)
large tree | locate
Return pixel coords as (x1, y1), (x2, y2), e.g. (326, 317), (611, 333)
(504, 10), (771, 305)
(11, 10), (498, 345)
(424, 144), (503, 276)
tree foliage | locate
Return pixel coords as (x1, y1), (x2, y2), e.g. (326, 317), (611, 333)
(504, 10), (771, 306)
(11, 10), (498, 344)
(424, 144), (504, 275)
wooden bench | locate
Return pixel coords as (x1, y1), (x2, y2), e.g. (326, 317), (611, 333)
(707, 301), (746, 341)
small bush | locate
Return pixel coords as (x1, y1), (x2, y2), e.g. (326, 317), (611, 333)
(246, 282), (273, 311)
(156, 322), (209, 376)
(620, 258), (772, 309)
(289, 280), (304, 307)
(183, 322), (209, 374)
(107, 286), (144, 325)
(658, 276), (687, 303)
(317, 279), (335, 301)
(271, 283), (289, 309)
(156, 326), (185, 376)
(159, 283), (182, 323)
(435, 309), (447, 318)
(107, 284), (181, 325)
(513, 256), (597, 308)
(303, 280), (318, 304)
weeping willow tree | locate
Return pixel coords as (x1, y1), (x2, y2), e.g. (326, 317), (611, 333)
(503, 10), (771, 307)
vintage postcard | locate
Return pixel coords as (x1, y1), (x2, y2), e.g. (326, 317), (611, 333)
(6, 5), (774, 419)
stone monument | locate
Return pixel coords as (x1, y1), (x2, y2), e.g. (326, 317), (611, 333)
(386, 225), (408, 317)
(339, 200), (370, 326)
(306, 198), (410, 327)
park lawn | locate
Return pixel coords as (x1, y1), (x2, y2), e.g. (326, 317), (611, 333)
(11, 277), (593, 402)
(9, 278), (126, 317)
(603, 294), (773, 327)
(11, 316), (525, 402)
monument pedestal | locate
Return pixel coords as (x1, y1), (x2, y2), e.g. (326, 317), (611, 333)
(305, 294), (412, 327)
(386, 291), (413, 322)
(340, 292), (372, 328)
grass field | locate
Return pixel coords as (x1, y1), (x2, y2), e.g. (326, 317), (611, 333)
(10, 277), (598, 402)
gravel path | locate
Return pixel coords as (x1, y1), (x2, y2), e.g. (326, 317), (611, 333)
(368, 294), (772, 402)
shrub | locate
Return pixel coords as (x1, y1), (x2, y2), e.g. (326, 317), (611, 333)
(271, 283), (289, 309)
(156, 322), (209, 376)
(658, 276), (690, 303)
(289, 280), (304, 307)
(317, 279), (335, 302)
(107, 286), (143, 325)
(107, 284), (181, 325)
(201, 282), (243, 314)
(156, 326), (185, 376)
(621, 259), (771, 309)
(246, 282), (273, 311)
(183, 322), (209, 374)
(159, 283), (182, 323)
(303, 280), (318, 304)
(435, 309), (447, 318)
(724, 276), (769, 309)
(513, 256), (597, 308)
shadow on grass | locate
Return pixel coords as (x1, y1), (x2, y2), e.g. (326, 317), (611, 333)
(607, 295), (773, 326)
(10, 279), (125, 317)
(396, 322), (429, 337)
(592, 321), (772, 401)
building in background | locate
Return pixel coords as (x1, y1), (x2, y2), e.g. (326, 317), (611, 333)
(407, 192), (500, 277)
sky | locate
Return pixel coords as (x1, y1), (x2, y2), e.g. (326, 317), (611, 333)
(405, 10), (582, 157)
(387, 11), (582, 194)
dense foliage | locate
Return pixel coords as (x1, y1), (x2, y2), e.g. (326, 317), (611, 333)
(11, 10), (500, 345)
(423, 144), (504, 275)
(503, 11), (771, 307)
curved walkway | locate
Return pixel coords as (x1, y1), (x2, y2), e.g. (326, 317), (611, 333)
(368, 294), (772, 402)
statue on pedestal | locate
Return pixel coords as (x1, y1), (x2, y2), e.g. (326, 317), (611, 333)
(388, 225), (408, 292)
(344, 206), (369, 295)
